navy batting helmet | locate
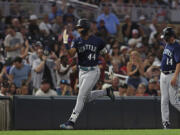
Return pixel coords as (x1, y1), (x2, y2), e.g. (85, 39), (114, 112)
(76, 18), (90, 30)
(161, 27), (176, 41)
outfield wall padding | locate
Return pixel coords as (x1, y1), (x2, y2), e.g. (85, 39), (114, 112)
(13, 96), (180, 129)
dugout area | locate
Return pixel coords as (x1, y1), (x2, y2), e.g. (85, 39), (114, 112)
(0, 96), (180, 130)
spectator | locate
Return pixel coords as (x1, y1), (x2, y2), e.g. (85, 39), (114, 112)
(135, 42), (146, 60)
(112, 63), (120, 74)
(52, 43), (61, 58)
(149, 17), (158, 34)
(9, 56), (31, 88)
(135, 83), (147, 96)
(122, 15), (140, 43)
(145, 78), (158, 96)
(0, 82), (9, 96)
(27, 14), (40, 45)
(126, 51), (147, 96)
(35, 79), (57, 96)
(111, 77), (119, 96)
(0, 65), (9, 82)
(96, 4), (120, 35)
(32, 48), (46, 90)
(0, 13), (6, 36)
(20, 39), (30, 59)
(4, 26), (24, 59)
(8, 83), (16, 96)
(32, 48), (57, 90)
(56, 55), (74, 87)
(11, 18), (21, 32)
(143, 53), (155, 72)
(49, 2), (64, 23)
(119, 81), (127, 96)
(111, 42), (121, 65)
(148, 17), (159, 45)
(95, 80), (103, 90)
(90, 21), (98, 36)
(56, 79), (73, 96)
(39, 14), (52, 35)
(128, 29), (142, 48)
(52, 16), (64, 34)
(98, 55), (107, 83)
(20, 81), (29, 95)
(119, 46), (129, 75)
(138, 15), (151, 38)
(97, 20), (109, 41)
(29, 41), (43, 66)
(63, 5), (76, 24)
(145, 65), (160, 80)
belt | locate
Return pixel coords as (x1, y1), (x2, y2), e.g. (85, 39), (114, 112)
(79, 66), (96, 71)
(161, 70), (175, 75)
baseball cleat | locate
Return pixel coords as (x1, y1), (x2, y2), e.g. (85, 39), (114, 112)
(163, 121), (170, 129)
(106, 87), (115, 102)
(59, 121), (74, 130)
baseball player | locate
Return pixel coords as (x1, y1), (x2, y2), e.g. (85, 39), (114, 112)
(160, 27), (180, 129)
(59, 18), (115, 129)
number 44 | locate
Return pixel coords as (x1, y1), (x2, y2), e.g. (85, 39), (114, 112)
(88, 53), (96, 60)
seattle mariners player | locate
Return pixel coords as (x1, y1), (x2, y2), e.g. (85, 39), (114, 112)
(160, 27), (180, 129)
(59, 18), (115, 129)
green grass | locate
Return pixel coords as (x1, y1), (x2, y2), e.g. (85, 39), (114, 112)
(0, 130), (180, 135)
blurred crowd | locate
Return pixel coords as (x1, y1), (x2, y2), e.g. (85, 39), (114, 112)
(80, 0), (180, 8)
(0, 1), (179, 97)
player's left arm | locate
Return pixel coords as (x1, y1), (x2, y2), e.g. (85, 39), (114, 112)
(171, 45), (180, 86)
(171, 63), (180, 87)
(63, 29), (77, 57)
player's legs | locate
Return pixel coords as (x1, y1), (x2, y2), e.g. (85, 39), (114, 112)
(86, 68), (107, 102)
(69, 67), (101, 123)
(160, 73), (170, 124)
(169, 74), (180, 111)
(86, 90), (107, 102)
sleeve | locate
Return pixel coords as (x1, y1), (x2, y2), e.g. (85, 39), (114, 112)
(9, 67), (15, 75)
(174, 45), (180, 63)
(52, 90), (58, 96)
(47, 59), (56, 69)
(112, 14), (120, 25)
(35, 90), (41, 96)
(32, 60), (40, 70)
(71, 39), (78, 49)
(4, 36), (10, 47)
(27, 64), (31, 73)
(18, 33), (24, 44)
(39, 23), (45, 31)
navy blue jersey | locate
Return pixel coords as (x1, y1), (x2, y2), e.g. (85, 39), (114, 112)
(161, 41), (180, 71)
(71, 35), (105, 67)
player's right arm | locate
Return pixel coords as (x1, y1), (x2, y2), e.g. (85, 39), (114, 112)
(171, 44), (180, 86)
(63, 29), (77, 57)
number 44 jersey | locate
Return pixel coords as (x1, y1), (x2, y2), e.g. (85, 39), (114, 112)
(161, 41), (180, 71)
(71, 35), (105, 67)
